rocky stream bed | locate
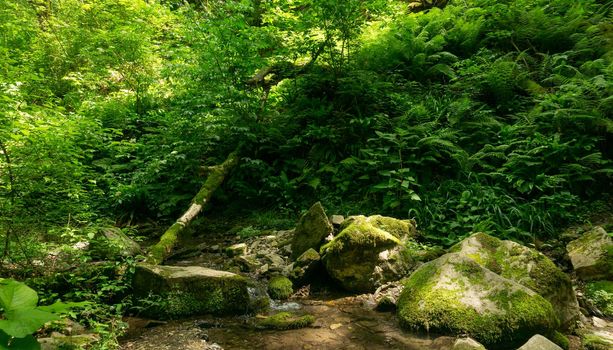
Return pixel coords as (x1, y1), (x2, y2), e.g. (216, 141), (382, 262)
(112, 203), (613, 350)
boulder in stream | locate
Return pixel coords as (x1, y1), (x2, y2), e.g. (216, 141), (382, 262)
(397, 253), (558, 347)
(450, 232), (579, 329)
(132, 264), (257, 319)
(320, 215), (426, 292)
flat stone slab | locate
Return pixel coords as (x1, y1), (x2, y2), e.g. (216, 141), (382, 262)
(133, 264), (251, 319)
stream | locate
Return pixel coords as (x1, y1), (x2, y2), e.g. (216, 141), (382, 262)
(119, 295), (453, 350)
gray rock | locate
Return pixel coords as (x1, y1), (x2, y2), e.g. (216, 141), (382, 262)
(291, 202), (333, 260)
(567, 226), (613, 281)
(451, 232), (580, 329)
(132, 264), (253, 318)
(453, 337), (486, 350)
(517, 334), (562, 350)
(397, 253), (558, 347)
(90, 227), (141, 259)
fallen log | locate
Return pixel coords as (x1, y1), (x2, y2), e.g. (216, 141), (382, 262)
(146, 152), (239, 264)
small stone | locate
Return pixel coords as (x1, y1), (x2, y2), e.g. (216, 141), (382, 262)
(330, 323), (342, 330)
(453, 337), (486, 350)
(226, 243), (247, 257)
(517, 335), (562, 350)
(210, 245), (220, 252)
(330, 215), (344, 226)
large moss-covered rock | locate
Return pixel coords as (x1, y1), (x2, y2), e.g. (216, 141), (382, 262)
(397, 253), (558, 347)
(450, 233), (579, 329)
(290, 202), (333, 260)
(567, 227), (613, 281)
(132, 264), (252, 319)
(90, 227), (141, 259)
(320, 215), (420, 292)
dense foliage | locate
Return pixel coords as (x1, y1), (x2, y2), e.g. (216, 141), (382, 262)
(0, 0), (611, 345)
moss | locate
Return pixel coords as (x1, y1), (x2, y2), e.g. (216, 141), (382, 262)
(321, 221), (400, 255)
(256, 312), (315, 330)
(397, 256), (557, 347)
(582, 334), (613, 350)
(549, 331), (570, 350)
(268, 276), (293, 300)
(147, 222), (182, 264)
(368, 215), (414, 238)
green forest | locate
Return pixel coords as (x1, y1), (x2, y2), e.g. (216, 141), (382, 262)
(0, 0), (612, 349)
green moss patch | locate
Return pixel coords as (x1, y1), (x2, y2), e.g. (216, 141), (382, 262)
(256, 312), (315, 330)
(268, 276), (293, 300)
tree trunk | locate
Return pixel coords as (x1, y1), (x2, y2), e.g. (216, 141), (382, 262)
(146, 152), (239, 264)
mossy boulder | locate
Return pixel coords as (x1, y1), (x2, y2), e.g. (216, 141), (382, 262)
(450, 232), (579, 329)
(397, 253), (558, 347)
(320, 215), (422, 292)
(567, 226), (613, 281)
(268, 276), (293, 300)
(290, 202), (333, 260)
(90, 227), (141, 259)
(132, 264), (253, 319)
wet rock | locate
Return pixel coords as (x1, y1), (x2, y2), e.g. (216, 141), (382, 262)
(132, 264), (253, 318)
(320, 215), (420, 292)
(567, 227), (613, 281)
(453, 337), (486, 350)
(225, 243), (247, 257)
(451, 232), (580, 329)
(289, 248), (321, 285)
(517, 334), (563, 350)
(291, 202), (333, 260)
(397, 253), (558, 347)
(90, 227), (141, 259)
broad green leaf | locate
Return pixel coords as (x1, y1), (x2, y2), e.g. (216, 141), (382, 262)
(0, 309), (59, 338)
(0, 280), (38, 312)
